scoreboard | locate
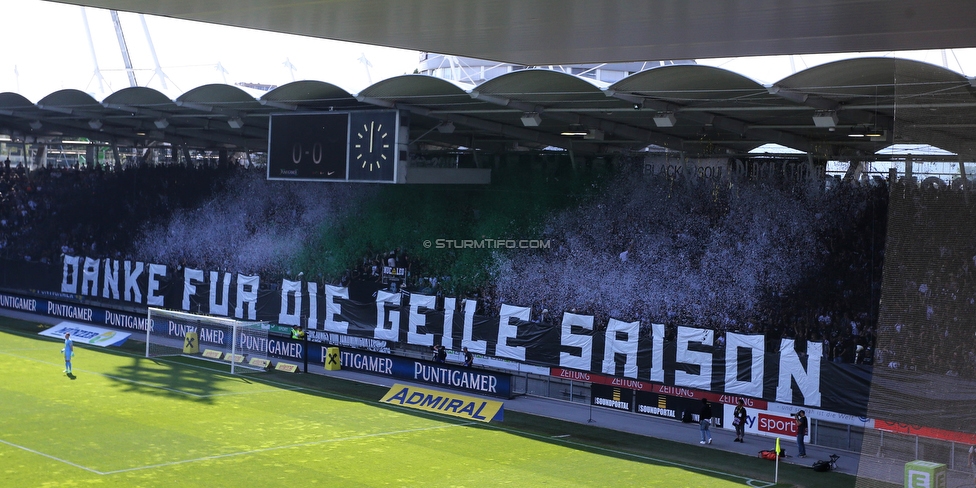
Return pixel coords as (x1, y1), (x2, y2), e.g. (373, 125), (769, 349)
(267, 110), (404, 183)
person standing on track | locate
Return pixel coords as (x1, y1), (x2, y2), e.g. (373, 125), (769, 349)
(698, 398), (713, 445)
(61, 333), (74, 375)
(794, 410), (809, 457)
(733, 398), (747, 443)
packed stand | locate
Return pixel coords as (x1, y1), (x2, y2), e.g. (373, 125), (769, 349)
(0, 159), (238, 266)
(877, 180), (976, 377)
(0, 157), (890, 365)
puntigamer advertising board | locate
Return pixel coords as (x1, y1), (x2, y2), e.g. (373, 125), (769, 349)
(337, 349), (513, 398)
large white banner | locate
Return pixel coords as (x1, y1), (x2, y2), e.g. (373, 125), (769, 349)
(39, 321), (131, 347)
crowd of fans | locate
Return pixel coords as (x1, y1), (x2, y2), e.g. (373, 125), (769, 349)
(0, 160), (35, 260)
(15, 155), (971, 371)
(876, 181), (976, 377)
(348, 248), (414, 286)
(132, 165), (364, 277)
(489, 168), (887, 362)
(0, 158), (238, 266)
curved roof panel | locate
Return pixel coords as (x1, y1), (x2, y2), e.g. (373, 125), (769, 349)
(477, 69), (607, 100)
(777, 58), (974, 100)
(37, 89), (102, 110)
(0, 92), (36, 110)
(474, 70), (623, 128)
(612, 65), (766, 101)
(178, 84), (262, 108)
(360, 75), (480, 114)
(1, 58), (976, 158)
(261, 80), (366, 111)
(264, 80), (353, 101)
(103, 87), (177, 107)
(361, 75), (470, 99)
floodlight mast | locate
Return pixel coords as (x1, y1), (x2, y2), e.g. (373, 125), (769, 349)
(110, 10), (138, 88)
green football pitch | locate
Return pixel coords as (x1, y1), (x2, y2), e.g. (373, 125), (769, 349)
(0, 320), (871, 487)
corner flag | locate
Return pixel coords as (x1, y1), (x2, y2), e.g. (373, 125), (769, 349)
(774, 437), (781, 483)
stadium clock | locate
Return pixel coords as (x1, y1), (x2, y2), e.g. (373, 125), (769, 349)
(347, 110), (399, 182)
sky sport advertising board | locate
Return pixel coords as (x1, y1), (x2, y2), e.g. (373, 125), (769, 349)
(720, 402), (874, 440)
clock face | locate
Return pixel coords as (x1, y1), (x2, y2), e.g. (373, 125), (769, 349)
(355, 120), (390, 172)
(348, 111), (398, 182)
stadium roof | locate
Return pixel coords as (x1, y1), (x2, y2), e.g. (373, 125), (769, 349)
(47, 1), (976, 66)
(3, 57), (976, 159)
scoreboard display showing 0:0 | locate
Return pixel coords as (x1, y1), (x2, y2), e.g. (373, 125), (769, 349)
(267, 113), (348, 181)
(266, 111), (400, 183)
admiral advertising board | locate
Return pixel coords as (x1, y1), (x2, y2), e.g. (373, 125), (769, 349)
(380, 383), (505, 423)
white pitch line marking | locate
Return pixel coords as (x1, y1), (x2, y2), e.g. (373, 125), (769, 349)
(0, 330), (774, 485)
(0, 350), (300, 398)
(0, 438), (105, 475)
(0, 328), (313, 398)
(0, 351), (211, 398)
(101, 422), (475, 475)
(488, 424), (775, 487)
(0, 422), (473, 476)
(203, 387), (303, 397)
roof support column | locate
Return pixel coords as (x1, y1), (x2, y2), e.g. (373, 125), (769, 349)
(905, 155), (914, 187)
(843, 159), (862, 183)
(959, 156), (968, 204)
(112, 145), (122, 171)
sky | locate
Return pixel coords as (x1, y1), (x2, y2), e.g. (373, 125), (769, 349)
(0, 1), (421, 101)
(1, 1), (975, 103)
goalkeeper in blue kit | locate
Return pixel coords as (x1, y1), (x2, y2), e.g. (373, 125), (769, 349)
(61, 333), (74, 374)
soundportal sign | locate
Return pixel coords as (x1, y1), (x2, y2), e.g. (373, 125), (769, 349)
(589, 387), (727, 426)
